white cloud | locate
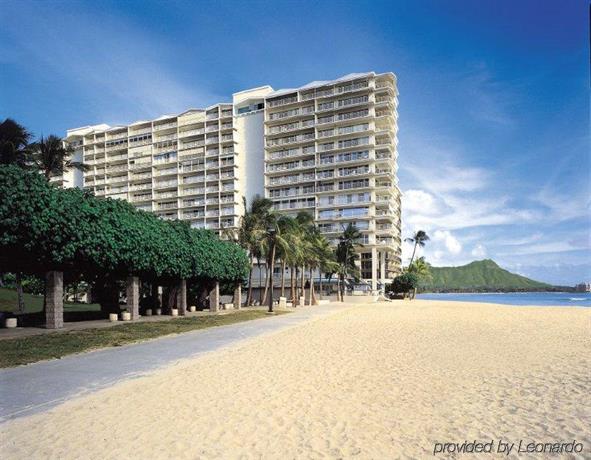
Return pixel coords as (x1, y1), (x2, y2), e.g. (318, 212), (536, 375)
(432, 230), (462, 254)
(471, 244), (487, 258)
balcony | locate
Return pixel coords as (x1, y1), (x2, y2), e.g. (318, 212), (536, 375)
(154, 122), (177, 131)
(156, 191), (178, 199)
(130, 194), (152, 202)
(179, 129), (205, 138)
(182, 187), (205, 196)
(267, 95), (298, 108)
(153, 180), (178, 189)
(267, 146), (315, 161)
(130, 160), (151, 170)
(266, 133), (315, 148)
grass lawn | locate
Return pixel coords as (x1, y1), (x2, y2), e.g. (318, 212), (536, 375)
(0, 287), (101, 313)
(0, 309), (287, 368)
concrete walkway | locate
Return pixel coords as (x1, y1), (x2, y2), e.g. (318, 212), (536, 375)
(0, 303), (353, 422)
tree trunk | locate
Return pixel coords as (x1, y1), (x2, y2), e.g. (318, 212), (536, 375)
(290, 266), (296, 305)
(15, 272), (25, 314)
(261, 263), (269, 305)
(336, 277), (341, 302)
(318, 272), (323, 300)
(293, 266), (299, 305)
(409, 242), (418, 267)
(267, 243), (276, 308)
(280, 260), (286, 297)
(167, 285), (178, 314)
(246, 256), (254, 306)
(309, 267), (316, 305)
(300, 264), (305, 302)
(257, 261), (263, 305)
(340, 274), (345, 302)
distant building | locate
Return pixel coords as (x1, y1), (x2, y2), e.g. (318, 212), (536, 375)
(574, 282), (591, 292)
(62, 72), (401, 290)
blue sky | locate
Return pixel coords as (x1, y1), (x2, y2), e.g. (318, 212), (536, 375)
(1, 0), (589, 285)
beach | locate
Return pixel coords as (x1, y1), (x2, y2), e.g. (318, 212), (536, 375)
(1, 300), (590, 459)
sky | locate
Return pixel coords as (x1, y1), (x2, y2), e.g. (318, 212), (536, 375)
(1, 0), (589, 285)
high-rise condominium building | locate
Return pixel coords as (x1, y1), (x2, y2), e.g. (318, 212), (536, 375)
(64, 72), (401, 288)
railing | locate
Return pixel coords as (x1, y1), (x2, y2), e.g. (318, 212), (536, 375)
(153, 180), (178, 189)
(154, 122), (177, 130)
(179, 129), (205, 137)
(267, 95), (298, 108)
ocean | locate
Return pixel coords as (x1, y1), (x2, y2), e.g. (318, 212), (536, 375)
(416, 291), (591, 307)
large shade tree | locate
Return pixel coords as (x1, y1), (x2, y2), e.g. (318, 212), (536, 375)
(0, 165), (249, 315)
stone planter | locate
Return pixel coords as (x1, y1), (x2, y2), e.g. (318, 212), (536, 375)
(155, 308), (162, 316)
(171, 308), (179, 317)
(223, 303), (233, 310)
(5, 318), (17, 328)
(145, 309), (152, 316)
(299, 296), (305, 306)
(121, 312), (131, 321)
(109, 313), (118, 322)
(189, 306), (196, 312)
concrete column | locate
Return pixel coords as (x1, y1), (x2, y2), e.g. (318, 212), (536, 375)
(45, 270), (64, 329)
(126, 276), (140, 320)
(371, 247), (378, 293)
(176, 279), (187, 316)
(380, 251), (386, 286)
(209, 281), (220, 312)
(233, 283), (242, 309)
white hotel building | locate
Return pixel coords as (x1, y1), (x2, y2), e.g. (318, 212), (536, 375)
(63, 72), (401, 290)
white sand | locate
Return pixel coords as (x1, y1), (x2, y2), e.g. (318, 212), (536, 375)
(1, 300), (590, 459)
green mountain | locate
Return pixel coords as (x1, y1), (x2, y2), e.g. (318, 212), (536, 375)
(421, 259), (552, 292)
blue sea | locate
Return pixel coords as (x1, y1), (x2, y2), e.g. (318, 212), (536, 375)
(416, 292), (591, 307)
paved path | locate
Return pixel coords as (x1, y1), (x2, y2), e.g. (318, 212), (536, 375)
(0, 303), (352, 422)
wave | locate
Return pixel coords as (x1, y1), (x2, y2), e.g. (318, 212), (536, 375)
(568, 297), (587, 301)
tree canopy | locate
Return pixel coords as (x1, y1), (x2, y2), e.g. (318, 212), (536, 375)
(0, 165), (249, 283)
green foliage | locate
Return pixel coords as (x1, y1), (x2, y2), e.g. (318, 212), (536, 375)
(387, 272), (419, 294)
(0, 165), (248, 283)
(30, 134), (88, 179)
(1, 273), (45, 295)
(406, 257), (432, 283)
(420, 259), (551, 292)
(0, 118), (31, 167)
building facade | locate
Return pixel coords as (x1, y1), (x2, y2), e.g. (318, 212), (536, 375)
(64, 72), (401, 289)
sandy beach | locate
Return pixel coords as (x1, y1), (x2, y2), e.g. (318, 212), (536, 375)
(1, 300), (590, 459)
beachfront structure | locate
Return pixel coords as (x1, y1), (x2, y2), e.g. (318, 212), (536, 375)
(63, 72), (401, 289)
(264, 73), (401, 287)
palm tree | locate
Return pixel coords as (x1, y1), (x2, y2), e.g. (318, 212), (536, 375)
(262, 214), (291, 307)
(295, 212), (314, 305)
(312, 233), (337, 301)
(0, 118), (31, 167)
(336, 224), (362, 302)
(406, 256), (432, 299)
(30, 135), (88, 180)
(407, 256), (432, 281)
(276, 215), (297, 298)
(405, 230), (430, 266)
(234, 195), (273, 306)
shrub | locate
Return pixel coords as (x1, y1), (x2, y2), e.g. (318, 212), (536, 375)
(387, 273), (419, 296)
